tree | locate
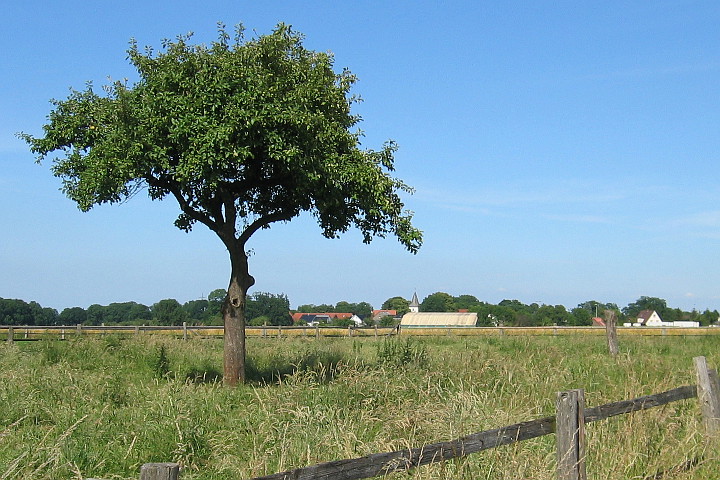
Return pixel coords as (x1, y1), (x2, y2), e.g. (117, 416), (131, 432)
(569, 307), (592, 326)
(183, 299), (210, 323)
(86, 304), (106, 325)
(334, 301), (354, 313)
(296, 304), (335, 313)
(151, 299), (187, 325)
(59, 306), (87, 325)
(245, 292), (291, 325)
(534, 304), (570, 326)
(381, 296), (410, 316)
(421, 292), (455, 312)
(0, 298), (36, 325)
(353, 302), (373, 319)
(22, 24), (421, 385)
(454, 294), (481, 310)
(623, 296), (667, 318)
(470, 303), (515, 326)
(206, 289), (226, 321)
(128, 302), (152, 323)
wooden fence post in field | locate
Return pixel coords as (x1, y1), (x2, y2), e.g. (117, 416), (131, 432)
(182, 322), (188, 341)
(604, 310), (619, 357)
(139, 463), (180, 480)
(6, 326), (13, 343)
(556, 389), (587, 480)
(315, 324), (320, 339)
(694, 356), (720, 436)
(77, 323), (82, 336)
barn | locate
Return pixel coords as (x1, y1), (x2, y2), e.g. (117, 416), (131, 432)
(400, 312), (478, 328)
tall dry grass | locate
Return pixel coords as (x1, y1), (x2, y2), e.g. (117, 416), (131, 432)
(0, 334), (718, 479)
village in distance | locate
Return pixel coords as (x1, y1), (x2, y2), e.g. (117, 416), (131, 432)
(0, 291), (718, 329)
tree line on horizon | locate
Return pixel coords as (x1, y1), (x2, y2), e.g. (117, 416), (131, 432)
(402, 292), (720, 327)
(1, 292), (718, 328)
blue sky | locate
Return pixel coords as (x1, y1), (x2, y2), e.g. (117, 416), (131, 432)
(2, 1), (720, 313)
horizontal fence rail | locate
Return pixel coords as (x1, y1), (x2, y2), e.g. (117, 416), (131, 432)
(4, 324), (720, 341)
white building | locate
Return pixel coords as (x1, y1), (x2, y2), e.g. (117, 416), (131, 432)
(623, 310), (699, 328)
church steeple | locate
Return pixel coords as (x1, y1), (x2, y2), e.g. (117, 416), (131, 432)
(409, 292), (420, 313)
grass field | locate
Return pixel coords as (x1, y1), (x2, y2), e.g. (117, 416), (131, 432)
(1, 334), (718, 479)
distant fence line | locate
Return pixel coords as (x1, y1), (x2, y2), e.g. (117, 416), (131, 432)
(3, 324), (720, 342)
(85, 356), (720, 480)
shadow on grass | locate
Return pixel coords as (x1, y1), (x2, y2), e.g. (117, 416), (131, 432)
(245, 348), (347, 385)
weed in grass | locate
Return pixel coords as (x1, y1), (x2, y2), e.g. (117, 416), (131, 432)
(376, 337), (429, 368)
(39, 338), (64, 366)
(152, 344), (171, 379)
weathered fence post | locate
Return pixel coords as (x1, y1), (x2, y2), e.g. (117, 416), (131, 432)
(556, 389), (587, 480)
(694, 356), (720, 436)
(6, 326), (13, 343)
(182, 322), (188, 341)
(315, 324), (320, 339)
(604, 310), (619, 357)
(139, 462), (179, 480)
(77, 323), (82, 336)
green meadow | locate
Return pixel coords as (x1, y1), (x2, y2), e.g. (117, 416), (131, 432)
(1, 334), (718, 479)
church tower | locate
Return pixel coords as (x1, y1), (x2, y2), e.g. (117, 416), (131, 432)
(409, 292), (420, 313)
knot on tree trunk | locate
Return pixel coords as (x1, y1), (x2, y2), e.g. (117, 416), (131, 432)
(227, 274), (254, 309)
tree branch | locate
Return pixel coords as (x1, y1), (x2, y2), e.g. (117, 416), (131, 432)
(147, 176), (221, 232)
(237, 211), (296, 246)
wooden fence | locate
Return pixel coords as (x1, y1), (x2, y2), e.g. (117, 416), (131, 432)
(88, 356), (720, 480)
(4, 324), (720, 342)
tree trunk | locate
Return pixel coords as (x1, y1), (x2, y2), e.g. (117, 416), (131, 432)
(222, 244), (254, 386)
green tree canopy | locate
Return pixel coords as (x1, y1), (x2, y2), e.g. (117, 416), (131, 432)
(569, 307), (593, 326)
(0, 298), (58, 325)
(183, 299), (210, 323)
(454, 294), (481, 310)
(245, 292), (291, 325)
(22, 23), (421, 384)
(296, 303), (336, 313)
(59, 306), (88, 325)
(381, 296), (410, 316)
(151, 299), (187, 325)
(420, 292), (455, 312)
(623, 296), (668, 318)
